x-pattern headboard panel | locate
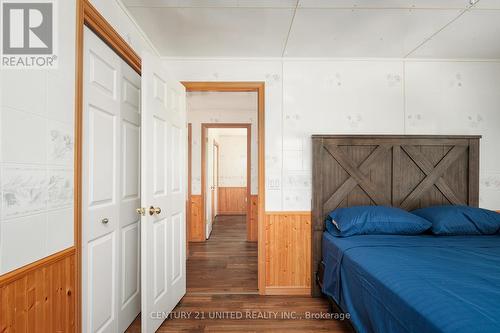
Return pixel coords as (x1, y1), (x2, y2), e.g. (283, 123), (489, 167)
(311, 135), (480, 296)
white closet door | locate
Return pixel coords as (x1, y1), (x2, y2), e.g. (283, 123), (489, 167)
(118, 61), (142, 332)
(83, 27), (141, 333)
(141, 51), (187, 333)
(83, 27), (121, 333)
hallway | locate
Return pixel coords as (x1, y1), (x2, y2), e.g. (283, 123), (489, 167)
(188, 215), (258, 294)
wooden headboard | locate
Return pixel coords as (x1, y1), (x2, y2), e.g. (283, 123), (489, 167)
(311, 135), (481, 296)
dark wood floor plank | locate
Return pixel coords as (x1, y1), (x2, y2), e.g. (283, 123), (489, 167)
(126, 215), (353, 332)
(187, 215), (258, 293)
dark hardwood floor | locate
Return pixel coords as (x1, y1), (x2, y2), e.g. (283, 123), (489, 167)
(188, 215), (258, 294)
(126, 215), (353, 332)
(126, 293), (354, 332)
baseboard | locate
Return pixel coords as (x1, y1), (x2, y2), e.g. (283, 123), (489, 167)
(264, 286), (311, 296)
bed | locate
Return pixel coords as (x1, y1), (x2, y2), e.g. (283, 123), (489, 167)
(310, 135), (500, 333)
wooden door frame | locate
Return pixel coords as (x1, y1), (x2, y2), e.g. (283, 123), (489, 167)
(202, 124), (250, 233)
(75, 0), (142, 331)
(183, 82), (265, 294)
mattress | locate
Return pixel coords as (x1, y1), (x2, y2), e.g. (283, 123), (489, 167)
(322, 232), (500, 333)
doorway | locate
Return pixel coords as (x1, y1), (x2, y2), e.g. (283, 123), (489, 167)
(203, 125), (251, 240)
(184, 85), (264, 294)
(191, 124), (256, 293)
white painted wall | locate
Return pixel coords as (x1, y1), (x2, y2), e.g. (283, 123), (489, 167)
(218, 134), (247, 187)
(164, 58), (500, 211)
(187, 92), (258, 195)
(0, 0), (76, 273)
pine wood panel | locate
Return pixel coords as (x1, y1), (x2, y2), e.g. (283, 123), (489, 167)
(248, 195), (258, 241)
(189, 195), (204, 241)
(0, 249), (76, 332)
(218, 187), (247, 215)
(265, 212), (311, 294)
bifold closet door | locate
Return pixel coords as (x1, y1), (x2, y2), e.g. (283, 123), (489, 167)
(140, 52), (187, 333)
(82, 27), (141, 333)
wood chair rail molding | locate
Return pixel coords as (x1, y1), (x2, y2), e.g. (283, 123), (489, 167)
(0, 249), (76, 332)
(0, 247), (75, 286)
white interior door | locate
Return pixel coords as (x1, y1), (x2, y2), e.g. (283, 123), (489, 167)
(118, 55), (142, 332)
(141, 51), (187, 333)
(82, 27), (141, 333)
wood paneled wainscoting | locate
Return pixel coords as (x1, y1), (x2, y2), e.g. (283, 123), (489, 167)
(0, 248), (76, 331)
(264, 212), (311, 295)
(188, 195), (204, 241)
(218, 187), (247, 215)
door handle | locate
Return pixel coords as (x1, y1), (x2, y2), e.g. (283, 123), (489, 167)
(101, 218), (109, 224)
(149, 206), (161, 216)
(136, 207), (146, 216)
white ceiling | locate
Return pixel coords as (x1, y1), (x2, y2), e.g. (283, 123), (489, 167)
(122, 0), (500, 58)
(187, 91), (257, 112)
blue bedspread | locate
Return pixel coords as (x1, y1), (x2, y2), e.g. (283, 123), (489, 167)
(322, 232), (500, 333)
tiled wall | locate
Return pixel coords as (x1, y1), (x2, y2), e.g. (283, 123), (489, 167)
(164, 58), (500, 211)
(0, 0), (76, 274)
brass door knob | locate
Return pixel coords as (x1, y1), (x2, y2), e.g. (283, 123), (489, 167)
(136, 207), (145, 216)
(149, 206), (161, 216)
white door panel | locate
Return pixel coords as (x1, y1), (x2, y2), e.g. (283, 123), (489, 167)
(88, 233), (116, 333)
(118, 59), (142, 332)
(83, 27), (120, 333)
(83, 27), (141, 333)
(141, 51), (187, 333)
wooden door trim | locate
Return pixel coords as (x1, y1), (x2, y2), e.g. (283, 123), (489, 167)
(186, 81), (265, 294)
(201, 123), (252, 240)
(82, 0), (141, 74)
(76, 1), (142, 331)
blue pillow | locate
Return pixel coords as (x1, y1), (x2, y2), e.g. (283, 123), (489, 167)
(325, 206), (432, 237)
(411, 205), (500, 235)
